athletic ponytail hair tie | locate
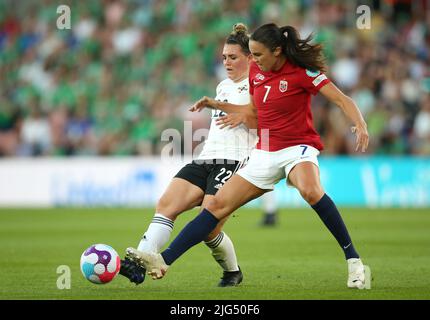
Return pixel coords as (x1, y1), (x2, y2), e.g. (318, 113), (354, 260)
(279, 26), (289, 39)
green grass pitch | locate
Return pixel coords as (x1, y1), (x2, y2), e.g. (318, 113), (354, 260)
(1, 207), (429, 300)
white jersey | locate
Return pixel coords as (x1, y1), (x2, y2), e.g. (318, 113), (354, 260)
(197, 78), (258, 161)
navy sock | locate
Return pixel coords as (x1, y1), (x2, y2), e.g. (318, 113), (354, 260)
(311, 194), (359, 260)
(161, 209), (219, 265)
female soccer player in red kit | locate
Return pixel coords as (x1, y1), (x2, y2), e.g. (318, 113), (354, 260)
(127, 23), (371, 289)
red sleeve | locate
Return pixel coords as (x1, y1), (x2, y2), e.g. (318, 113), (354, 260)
(300, 68), (331, 95)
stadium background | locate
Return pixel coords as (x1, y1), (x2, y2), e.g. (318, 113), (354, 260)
(0, 0), (430, 300)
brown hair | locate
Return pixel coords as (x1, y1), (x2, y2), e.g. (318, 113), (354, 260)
(225, 23), (251, 55)
(251, 23), (326, 72)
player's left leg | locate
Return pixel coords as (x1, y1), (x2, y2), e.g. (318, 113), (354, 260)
(288, 161), (370, 289)
(202, 195), (242, 287)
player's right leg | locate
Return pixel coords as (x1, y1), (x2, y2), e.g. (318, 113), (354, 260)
(121, 173), (205, 284)
(128, 175), (266, 279)
(136, 177), (204, 254)
(127, 150), (280, 279)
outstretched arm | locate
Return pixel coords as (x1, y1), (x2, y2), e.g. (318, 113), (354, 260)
(189, 96), (258, 129)
(320, 83), (369, 152)
(217, 97), (257, 129)
(189, 96), (248, 114)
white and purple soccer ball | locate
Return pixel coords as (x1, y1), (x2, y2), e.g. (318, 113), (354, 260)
(80, 244), (121, 284)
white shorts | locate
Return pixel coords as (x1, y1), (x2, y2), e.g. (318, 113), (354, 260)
(237, 145), (320, 190)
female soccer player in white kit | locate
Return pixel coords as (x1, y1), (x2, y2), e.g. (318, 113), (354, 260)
(120, 23), (258, 287)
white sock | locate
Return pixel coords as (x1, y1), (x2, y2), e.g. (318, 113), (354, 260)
(137, 213), (174, 253)
(205, 232), (239, 272)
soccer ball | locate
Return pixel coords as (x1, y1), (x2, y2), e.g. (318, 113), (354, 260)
(80, 244), (121, 284)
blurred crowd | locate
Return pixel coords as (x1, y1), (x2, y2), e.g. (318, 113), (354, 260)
(0, 0), (429, 157)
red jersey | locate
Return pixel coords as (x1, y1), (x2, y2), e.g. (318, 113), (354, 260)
(249, 60), (330, 152)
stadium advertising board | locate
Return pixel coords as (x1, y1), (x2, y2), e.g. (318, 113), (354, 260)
(0, 157), (428, 207)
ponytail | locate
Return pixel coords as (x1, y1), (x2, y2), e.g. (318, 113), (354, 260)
(251, 23), (326, 73)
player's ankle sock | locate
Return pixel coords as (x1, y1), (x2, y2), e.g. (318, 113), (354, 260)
(205, 232), (239, 272)
(161, 209), (219, 265)
(137, 213), (173, 253)
(311, 194), (359, 259)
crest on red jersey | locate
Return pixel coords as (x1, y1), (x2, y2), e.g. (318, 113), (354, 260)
(256, 73), (265, 81)
(279, 80), (288, 92)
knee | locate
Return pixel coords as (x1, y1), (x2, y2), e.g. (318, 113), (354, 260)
(206, 196), (227, 214)
(298, 185), (324, 205)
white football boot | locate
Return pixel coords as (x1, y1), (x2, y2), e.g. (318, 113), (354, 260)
(347, 258), (371, 289)
(126, 247), (169, 280)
